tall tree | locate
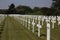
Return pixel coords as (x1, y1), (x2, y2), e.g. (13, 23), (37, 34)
(33, 7), (41, 12)
(32, 7), (42, 15)
(52, 0), (60, 9)
(8, 3), (17, 14)
(16, 5), (32, 14)
(51, 0), (60, 16)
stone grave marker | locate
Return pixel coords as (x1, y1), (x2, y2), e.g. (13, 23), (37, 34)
(32, 17), (35, 33)
(47, 22), (50, 40)
(37, 16), (42, 37)
(51, 16), (56, 29)
(46, 17), (50, 40)
(42, 16), (46, 26)
(57, 16), (60, 25)
(28, 18), (30, 30)
(25, 17), (28, 27)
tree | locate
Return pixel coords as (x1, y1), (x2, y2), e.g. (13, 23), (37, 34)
(52, 0), (60, 9)
(16, 5), (32, 14)
(33, 7), (41, 12)
(40, 7), (49, 15)
(0, 9), (7, 14)
(51, 0), (60, 15)
(8, 3), (17, 14)
(32, 7), (42, 15)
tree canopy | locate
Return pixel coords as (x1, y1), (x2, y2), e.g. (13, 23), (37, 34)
(7, 3), (17, 14)
(0, 2), (60, 15)
(16, 5), (33, 14)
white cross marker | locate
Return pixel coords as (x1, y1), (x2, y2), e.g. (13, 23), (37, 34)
(25, 18), (27, 27)
(51, 20), (56, 29)
(37, 24), (42, 37)
(37, 16), (42, 37)
(42, 16), (46, 25)
(28, 18), (30, 30)
(58, 21), (60, 25)
(51, 16), (56, 29)
(46, 17), (50, 40)
(32, 18), (35, 33)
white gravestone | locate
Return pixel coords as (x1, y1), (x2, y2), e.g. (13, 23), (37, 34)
(37, 24), (42, 37)
(46, 17), (50, 40)
(32, 18), (35, 33)
(0, 16), (4, 24)
(58, 21), (60, 25)
(25, 17), (28, 27)
(42, 16), (46, 26)
(51, 20), (56, 29)
(35, 16), (38, 23)
(37, 16), (42, 37)
(47, 22), (50, 40)
(57, 16), (60, 25)
(46, 18), (50, 22)
(51, 16), (56, 29)
(28, 18), (30, 30)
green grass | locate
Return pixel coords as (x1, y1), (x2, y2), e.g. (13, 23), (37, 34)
(18, 16), (60, 40)
(0, 16), (60, 40)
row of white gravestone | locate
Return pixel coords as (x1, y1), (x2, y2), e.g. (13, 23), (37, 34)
(19, 16), (49, 40)
(14, 15), (60, 40)
(20, 16), (47, 35)
(50, 16), (60, 28)
(24, 16), (50, 40)
(0, 15), (6, 24)
(13, 16), (50, 40)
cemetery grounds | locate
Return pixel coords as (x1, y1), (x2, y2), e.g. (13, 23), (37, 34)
(0, 14), (60, 40)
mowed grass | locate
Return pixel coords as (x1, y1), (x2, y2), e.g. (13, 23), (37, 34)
(1, 16), (40, 40)
(0, 16), (60, 40)
(16, 16), (60, 40)
(30, 18), (60, 40)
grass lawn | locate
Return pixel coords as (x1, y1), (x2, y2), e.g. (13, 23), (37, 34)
(0, 16), (60, 40)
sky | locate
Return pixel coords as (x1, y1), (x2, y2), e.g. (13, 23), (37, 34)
(0, 0), (52, 9)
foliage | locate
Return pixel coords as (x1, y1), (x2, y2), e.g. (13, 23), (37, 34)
(0, 9), (6, 14)
(51, 0), (60, 16)
(7, 3), (17, 14)
(0, 3), (60, 15)
(16, 5), (33, 14)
